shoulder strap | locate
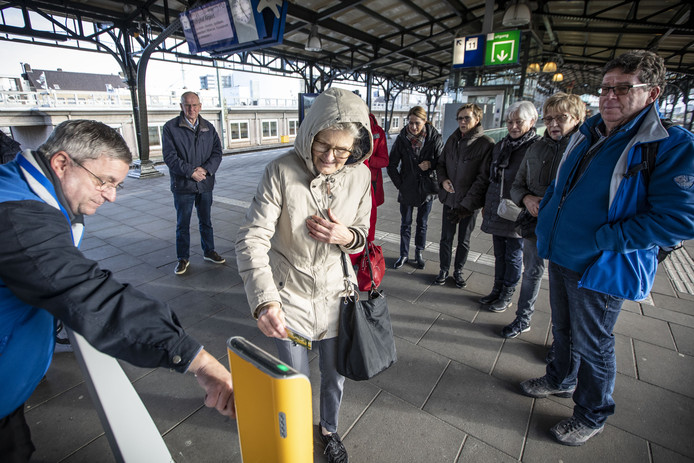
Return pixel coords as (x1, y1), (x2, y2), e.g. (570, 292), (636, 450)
(624, 118), (674, 185)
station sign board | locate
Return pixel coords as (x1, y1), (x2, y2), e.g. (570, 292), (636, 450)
(452, 30), (521, 69)
(181, 0), (287, 55)
(452, 34), (485, 68)
(484, 30), (520, 66)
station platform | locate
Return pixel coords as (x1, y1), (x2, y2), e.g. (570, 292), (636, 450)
(25, 145), (694, 462)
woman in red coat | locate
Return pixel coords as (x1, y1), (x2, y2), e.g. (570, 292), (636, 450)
(350, 113), (389, 264)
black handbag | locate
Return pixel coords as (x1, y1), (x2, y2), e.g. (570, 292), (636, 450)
(336, 251), (397, 381)
(406, 151), (439, 196)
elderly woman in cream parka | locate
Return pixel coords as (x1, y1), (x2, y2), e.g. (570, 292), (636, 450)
(235, 88), (372, 463)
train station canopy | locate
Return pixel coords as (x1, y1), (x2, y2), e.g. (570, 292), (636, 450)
(1, 0), (692, 97)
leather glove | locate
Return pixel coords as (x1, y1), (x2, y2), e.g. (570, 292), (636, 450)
(447, 206), (473, 224)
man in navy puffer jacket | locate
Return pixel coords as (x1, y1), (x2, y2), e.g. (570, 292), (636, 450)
(519, 50), (694, 446)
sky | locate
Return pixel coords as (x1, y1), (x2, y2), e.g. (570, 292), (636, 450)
(0, 40), (305, 98)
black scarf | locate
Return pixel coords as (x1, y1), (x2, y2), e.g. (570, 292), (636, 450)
(491, 127), (537, 181)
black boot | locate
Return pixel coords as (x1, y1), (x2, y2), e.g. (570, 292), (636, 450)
(479, 281), (503, 304)
(433, 270), (448, 285)
(414, 249), (425, 269)
(453, 268), (466, 288)
(488, 285), (515, 313)
(393, 256), (408, 269)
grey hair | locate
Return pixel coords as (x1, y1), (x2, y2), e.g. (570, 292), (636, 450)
(506, 101), (538, 123)
(180, 91), (200, 104)
(37, 120), (132, 164)
(316, 122), (364, 160)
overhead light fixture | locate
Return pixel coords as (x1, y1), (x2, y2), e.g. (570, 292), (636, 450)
(526, 62), (541, 73)
(551, 72), (564, 82)
(542, 61), (557, 73)
(408, 62), (420, 77)
(305, 25), (322, 52)
(502, 1), (531, 27)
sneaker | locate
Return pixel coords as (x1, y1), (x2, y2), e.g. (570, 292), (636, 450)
(433, 270), (448, 285)
(174, 259), (189, 275)
(203, 251), (225, 264)
(519, 376), (575, 398)
(501, 318), (530, 338)
(453, 270), (466, 288)
(321, 432), (348, 463)
(550, 417), (604, 446)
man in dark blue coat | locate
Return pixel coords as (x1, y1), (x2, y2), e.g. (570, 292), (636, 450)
(0, 120), (235, 461)
(162, 91), (224, 275)
(520, 50), (694, 446)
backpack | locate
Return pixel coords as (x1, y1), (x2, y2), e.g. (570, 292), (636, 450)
(623, 119), (682, 262)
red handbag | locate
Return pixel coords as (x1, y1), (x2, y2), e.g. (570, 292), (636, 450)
(356, 242), (385, 292)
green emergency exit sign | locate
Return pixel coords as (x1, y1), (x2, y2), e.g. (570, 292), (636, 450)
(485, 30), (521, 66)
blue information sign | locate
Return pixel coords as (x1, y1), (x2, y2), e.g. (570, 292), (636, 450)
(452, 34), (486, 69)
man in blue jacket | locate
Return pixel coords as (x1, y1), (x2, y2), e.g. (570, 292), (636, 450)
(0, 120), (235, 461)
(163, 91), (224, 275)
(519, 50), (694, 446)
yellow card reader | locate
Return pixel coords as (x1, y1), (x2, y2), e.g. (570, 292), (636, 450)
(227, 336), (313, 462)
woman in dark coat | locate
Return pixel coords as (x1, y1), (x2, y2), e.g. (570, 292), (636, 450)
(387, 106), (443, 269)
(501, 93), (585, 338)
(480, 101), (539, 312)
(434, 103), (494, 287)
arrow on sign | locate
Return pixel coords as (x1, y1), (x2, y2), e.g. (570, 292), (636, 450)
(496, 50), (509, 62)
(456, 39), (463, 46)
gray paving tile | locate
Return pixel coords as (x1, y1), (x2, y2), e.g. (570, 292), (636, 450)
(345, 391), (465, 463)
(419, 315), (503, 375)
(611, 373), (694, 458)
(367, 337), (450, 408)
(416, 284), (482, 323)
(81, 243), (123, 261)
(458, 435), (520, 463)
(388, 294), (440, 344)
(615, 333), (637, 378)
(163, 406), (240, 462)
(24, 383), (105, 462)
(27, 352), (84, 409)
(642, 303), (694, 329)
(112, 261), (168, 286)
(614, 309), (675, 350)
(61, 435), (115, 463)
(423, 360), (531, 458)
(378, 266), (429, 303)
(650, 293), (694, 316)
(671, 322), (694, 356)
(633, 339), (694, 398)
(651, 444), (694, 463)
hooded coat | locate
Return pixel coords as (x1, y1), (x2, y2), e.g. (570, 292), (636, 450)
(235, 88), (373, 340)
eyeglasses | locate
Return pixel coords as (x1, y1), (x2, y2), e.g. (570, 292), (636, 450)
(597, 84), (649, 96)
(72, 158), (124, 191)
(542, 114), (571, 125)
(506, 119), (527, 127)
(312, 140), (353, 159)
(456, 116), (473, 122)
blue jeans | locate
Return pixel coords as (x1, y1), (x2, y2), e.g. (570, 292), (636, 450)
(545, 261), (624, 428)
(399, 200), (433, 257)
(173, 191), (214, 259)
(275, 337), (345, 434)
(439, 205), (478, 272)
(492, 235), (523, 287)
(515, 238), (544, 324)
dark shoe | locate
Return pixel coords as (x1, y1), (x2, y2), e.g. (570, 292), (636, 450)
(414, 249), (425, 269)
(488, 285), (515, 313)
(479, 282), (503, 304)
(520, 376), (575, 398)
(321, 432), (348, 463)
(453, 269), (466, 288)
(174, 259), (189, 275)
(433, 270), (448, 285)
(393, 256), (408, 269)
(501, 318), (530, 338)
(204, 250), (225, 264)
(550, 417), (604, 446)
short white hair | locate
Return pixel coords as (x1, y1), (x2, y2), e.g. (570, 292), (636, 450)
(506, 101), (538, 123)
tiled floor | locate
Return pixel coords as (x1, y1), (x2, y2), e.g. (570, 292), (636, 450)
(23, 145), (694, 462)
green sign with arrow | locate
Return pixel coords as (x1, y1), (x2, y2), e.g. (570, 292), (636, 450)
(484, 30), (521, 66)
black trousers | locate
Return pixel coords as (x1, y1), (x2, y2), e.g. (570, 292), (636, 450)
(438, 205), (478, 272)
(0, 405), (34, 463)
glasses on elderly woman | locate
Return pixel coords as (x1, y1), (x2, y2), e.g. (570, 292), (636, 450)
(312, 139), (353, 159)
(542, 114), (572, 125)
